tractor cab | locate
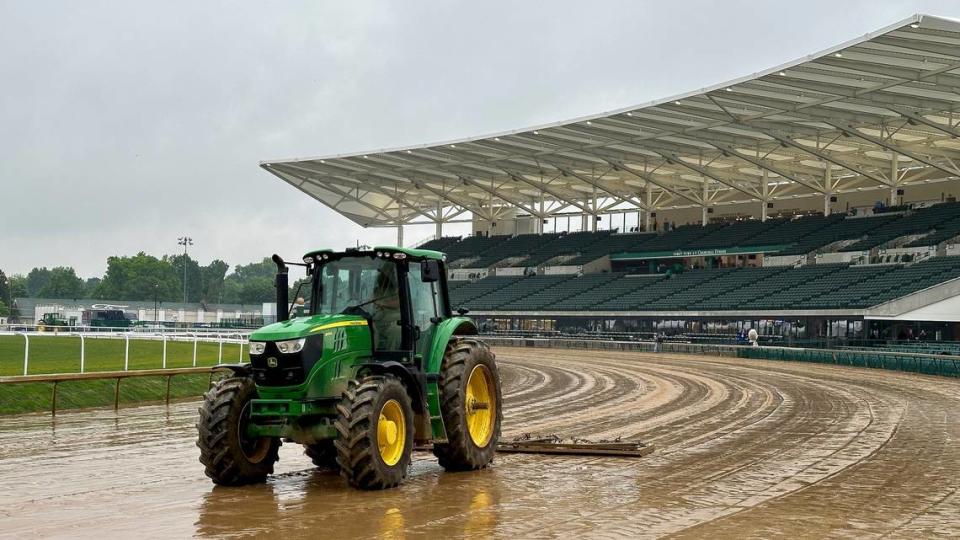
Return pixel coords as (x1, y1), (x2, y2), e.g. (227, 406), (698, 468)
(302, 246), (450, 365)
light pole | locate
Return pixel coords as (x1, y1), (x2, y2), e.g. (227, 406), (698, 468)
(177, 236), (193, 304)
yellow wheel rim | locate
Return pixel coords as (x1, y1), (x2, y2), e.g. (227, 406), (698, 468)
(378, 399), (406, 466)
(465, 365), (496, 447)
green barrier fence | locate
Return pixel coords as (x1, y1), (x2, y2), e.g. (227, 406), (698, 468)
(484, 337), (960, 378)
(736, 346), (960, 377)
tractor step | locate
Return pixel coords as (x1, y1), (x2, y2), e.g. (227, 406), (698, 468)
(495, 436), (654, 457)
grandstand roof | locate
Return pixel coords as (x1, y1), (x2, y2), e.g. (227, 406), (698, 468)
(262, 14), (960, 228)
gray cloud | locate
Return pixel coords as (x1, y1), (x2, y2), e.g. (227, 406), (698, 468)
(1, 0), (956, 277)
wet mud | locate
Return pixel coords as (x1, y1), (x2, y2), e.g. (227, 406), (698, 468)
(2, 348), (959, 538)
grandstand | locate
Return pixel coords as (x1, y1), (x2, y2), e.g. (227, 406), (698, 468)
(263, 14), (960, 344)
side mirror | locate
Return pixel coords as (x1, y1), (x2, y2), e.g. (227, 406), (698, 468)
(421, 259), (441, 282)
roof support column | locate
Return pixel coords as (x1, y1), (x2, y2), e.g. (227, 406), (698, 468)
(890, 153), (900, 206)
(397, 197), (404, 246)
(591, 185), (598, 232)
(435, 198), (443, 239)
(701, 179), (709, 226)
(823, 165), (833, 217)
(644, 183), (653, 232)
(538, 191), (545, 235)
(761, 169), (769, 222)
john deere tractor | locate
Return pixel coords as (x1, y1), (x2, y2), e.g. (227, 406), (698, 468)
(197, 246), (502, 490)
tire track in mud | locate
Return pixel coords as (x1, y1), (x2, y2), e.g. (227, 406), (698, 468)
(412, 352), (900, 535)
(1, 347), (959, 538)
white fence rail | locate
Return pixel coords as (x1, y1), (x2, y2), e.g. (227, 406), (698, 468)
(0, 329), (252, 376)
(0, 323), (256, 335)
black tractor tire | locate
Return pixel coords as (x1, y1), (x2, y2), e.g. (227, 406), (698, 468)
(334, 375), (414, 490)
(304, 440), (339, 471)
(433, 338), (503, 471)
(197, 377), (281, 486)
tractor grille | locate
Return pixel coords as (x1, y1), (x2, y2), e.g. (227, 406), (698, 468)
(249, 336), (323, 387)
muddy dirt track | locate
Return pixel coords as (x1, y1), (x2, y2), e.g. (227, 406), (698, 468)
(2, 347), (960, 539)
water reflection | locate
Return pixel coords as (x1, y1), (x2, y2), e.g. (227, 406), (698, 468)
(194, 463), (502, 538)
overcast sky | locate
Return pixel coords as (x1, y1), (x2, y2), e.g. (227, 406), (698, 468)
(2, 0), (958, 278)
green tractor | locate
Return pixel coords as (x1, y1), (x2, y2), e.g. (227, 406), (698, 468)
(38, 312), (73, 330)
(197, 246), (502, 490)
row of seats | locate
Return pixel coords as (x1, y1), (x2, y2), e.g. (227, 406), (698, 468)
(425, 201), (960, 269)
(841, 202), (960, 252)
(464, 274), (571, 311)
(447, 256), (960, 312)
(524, 230), (616, 267)
(417, 236), (463, 252)
(500, 273), (622, 310)
(470, 233), (563, 268)
(685, 218), (790, 249)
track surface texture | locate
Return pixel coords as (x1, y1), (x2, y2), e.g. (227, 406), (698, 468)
(2, 348), (959, 538)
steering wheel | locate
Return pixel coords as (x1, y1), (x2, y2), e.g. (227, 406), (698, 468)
(340, 304), (371, 319)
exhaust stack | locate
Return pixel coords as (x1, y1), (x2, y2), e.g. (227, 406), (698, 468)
(272, 254), (289, 323)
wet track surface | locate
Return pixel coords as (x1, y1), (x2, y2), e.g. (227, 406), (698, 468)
(2, 347), (960, 538)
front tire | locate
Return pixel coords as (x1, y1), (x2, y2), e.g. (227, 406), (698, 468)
(433, 339), (502, 471)
(334, 375), (414, 489)
(197, 377), (280, 485)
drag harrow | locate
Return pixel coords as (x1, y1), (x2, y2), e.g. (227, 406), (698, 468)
(494, 434), (654, 457)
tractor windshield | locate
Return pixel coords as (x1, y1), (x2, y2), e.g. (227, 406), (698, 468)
(313, 256), (402, 351)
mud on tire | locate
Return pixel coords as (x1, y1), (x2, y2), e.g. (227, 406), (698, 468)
(334, 375), (414, 490)
(197, 377), (280, 486)
(433, 338), (503, 471)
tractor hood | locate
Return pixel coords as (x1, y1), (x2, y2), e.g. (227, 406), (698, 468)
(249, 314), (368, 342)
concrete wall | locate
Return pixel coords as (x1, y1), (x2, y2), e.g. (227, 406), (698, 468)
(816, 251), (865, 265)
(764, 254), (806, 267)
(449, 268), (489, 281)
(493, 267), (525, 276)
(878, 246), (936, 261)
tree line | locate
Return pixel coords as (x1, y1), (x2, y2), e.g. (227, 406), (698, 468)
(0, 252), (310, 314)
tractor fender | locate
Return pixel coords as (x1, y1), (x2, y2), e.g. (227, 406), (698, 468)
(356, 361), (427, 415)
(211, 363), (253, 378)
(425, 317), (478, 374)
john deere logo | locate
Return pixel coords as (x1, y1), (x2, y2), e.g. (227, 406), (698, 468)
(267, 357), (279, 368)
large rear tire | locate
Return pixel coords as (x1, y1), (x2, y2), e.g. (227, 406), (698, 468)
(433, 339), (502, 471)
(197, 377), (280, 486)
(334, 375), (414, 489)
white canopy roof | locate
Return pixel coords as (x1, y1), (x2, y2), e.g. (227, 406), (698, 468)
(262, 14), (960, 228)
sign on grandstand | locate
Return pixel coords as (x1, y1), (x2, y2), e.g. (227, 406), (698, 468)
(611, 245), (790, 260)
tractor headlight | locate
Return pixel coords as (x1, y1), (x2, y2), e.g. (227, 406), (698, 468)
(276, 338), (306, 354)
(249, 341), (266, 355)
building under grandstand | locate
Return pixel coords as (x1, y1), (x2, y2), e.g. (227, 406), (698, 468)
(261, 14), (960, 345)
